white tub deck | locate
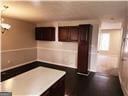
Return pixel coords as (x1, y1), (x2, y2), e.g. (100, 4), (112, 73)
(1, 67), (66, 96)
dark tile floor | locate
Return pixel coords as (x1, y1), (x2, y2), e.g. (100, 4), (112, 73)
(39, 62), (123, 96)
(2, 62), (124, 96)
(65, 70), (123, 96)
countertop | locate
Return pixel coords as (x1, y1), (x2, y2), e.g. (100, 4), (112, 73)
(1, 67), (66, 96)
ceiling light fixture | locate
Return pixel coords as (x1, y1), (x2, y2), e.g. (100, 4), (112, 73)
(1, 5), (11, 34)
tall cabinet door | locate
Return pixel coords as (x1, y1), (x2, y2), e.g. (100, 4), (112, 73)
(77, 24), (92, 74)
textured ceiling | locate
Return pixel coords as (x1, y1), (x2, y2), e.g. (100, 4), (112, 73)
(2, 1), (128, 23)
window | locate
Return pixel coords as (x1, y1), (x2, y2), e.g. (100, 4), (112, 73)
(99, 33), (110, 51)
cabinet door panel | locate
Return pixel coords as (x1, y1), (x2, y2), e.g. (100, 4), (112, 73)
(58, 26), (78, 42)
(35, 28), (43, 40)
(78, 41), (89, 73)
(77, 24), (92, 74)
(78, 26), (89, 41)
(51, 28), (55, 41)
(69, 26), (78, 41)
(35, 27), (55, 41)
(59, 27), (69, 41)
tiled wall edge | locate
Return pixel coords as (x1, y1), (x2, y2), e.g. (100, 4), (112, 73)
(37, 47), (98, 55)
(37, 47), (77, 53)
(1, 47), (77, 53)
(1, 47), (37, 53)
(1, 47), (98, 54)
(1, 60), (37, 72)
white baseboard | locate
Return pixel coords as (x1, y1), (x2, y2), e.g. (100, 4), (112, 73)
(37, 59), (77, 69)
(2, 60), (36, 72)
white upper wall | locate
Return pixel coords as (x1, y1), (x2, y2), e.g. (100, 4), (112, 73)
(100, 19), (123, 30)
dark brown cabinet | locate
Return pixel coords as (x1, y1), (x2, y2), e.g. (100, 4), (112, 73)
(58, 26), (78, 42)
(58, 27), (69, 41)
(35, 27), (55, 41)
(77, 24), (92, 74)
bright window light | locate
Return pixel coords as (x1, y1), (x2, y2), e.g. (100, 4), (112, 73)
(99, 33), (110, 51)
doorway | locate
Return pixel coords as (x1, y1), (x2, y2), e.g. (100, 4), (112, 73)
(91, 21), (123, 76)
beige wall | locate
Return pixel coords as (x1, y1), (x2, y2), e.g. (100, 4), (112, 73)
(1, 17), (37, 70)
(37, 20), (100, 69)
(98, 29), (122, 56)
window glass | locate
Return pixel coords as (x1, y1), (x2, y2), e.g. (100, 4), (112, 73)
(99, 33), (110, 51)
